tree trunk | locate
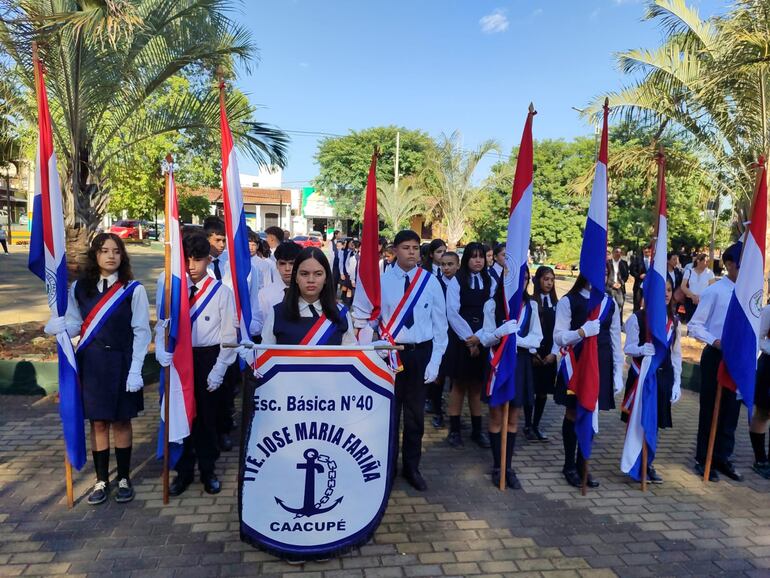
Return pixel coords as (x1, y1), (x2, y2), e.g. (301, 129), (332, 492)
(65, 225), (89, 280)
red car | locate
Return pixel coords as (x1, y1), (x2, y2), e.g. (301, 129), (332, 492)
(291, 235), (324, 248)
(110, 219), (141, 239)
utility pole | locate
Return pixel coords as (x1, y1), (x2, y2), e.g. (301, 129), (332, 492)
(394, 131), (400, 194)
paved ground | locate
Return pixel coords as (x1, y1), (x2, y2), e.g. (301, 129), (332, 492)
(1, 382), (769, 578)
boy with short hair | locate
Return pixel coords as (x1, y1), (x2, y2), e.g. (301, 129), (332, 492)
(264, 226), (284, 260)
(259, 241), (302, 319)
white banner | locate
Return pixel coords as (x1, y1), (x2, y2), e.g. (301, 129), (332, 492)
(239, 348), (395, 560)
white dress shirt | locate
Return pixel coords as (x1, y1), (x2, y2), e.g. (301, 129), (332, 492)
(683, 267), (715, 296)
(446, 273), (493, 341)
(623, 313), (682, 388)
(352, 263), (448, 371)
(554, 289), (623, 378)
(346, 253), (359, 285)
(66, 272), (152, 377)
(210, 258), (264, 337)
(155, 274), (237, 369)
(261, 297), (357, 346)
(477, 298), (543, 351)
(259, 279), (288, 320)
(611, 259), (621, 283)
(687, 277), (734, 346)
(251, 255), (276, 288)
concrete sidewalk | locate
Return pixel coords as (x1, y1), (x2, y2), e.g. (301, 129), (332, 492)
(0, 384), (768, 577)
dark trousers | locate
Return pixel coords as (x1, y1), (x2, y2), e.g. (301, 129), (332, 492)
(218, 362), (240, 435)
(609, 288), (625, 323)
(177, 346), (221, 477)
(393, 344), (432, 474)
(632, 285), (643, 311)
(695, 345), (741, 464)
(0, 239), (6, 253)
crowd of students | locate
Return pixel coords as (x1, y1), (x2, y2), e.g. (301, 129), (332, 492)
(40, 223), (770, 507)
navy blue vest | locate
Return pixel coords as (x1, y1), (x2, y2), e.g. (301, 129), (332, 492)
(271, 301), (348, 345)
(458, 272), (489, 332)
(74, 280), (135, 353)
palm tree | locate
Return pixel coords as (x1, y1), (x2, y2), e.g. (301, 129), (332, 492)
(423, 132), (499, 248)
(377, 175), (426, 238)
(587, 0), (769, 224)
(0, 0), (288, 260)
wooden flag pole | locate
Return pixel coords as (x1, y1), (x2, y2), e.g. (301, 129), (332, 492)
(162, 154), (173, 504)
(641, 440), (648, 492)
(703, 157), (764, 483)
(499, 402), (509, 491)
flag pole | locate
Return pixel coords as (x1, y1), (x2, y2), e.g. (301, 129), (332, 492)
(162, 154), (173, 504)
(499, 402), (509, 491)
(33, 40), (75, 509)
(703, 157), (765, 482)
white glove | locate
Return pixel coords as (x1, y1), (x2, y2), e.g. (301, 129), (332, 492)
(156, 348), (173, 368)
(493, 319), (519, 339)
(155, 318), (170, 332)
(761, 339), (770, 355)
(44, 316), (68, 336)
(613, 372), (624, 395)
(581, 319), (601, 338)
(236, 339), (256, 365)
(671, 382), (682, 404)
(424, 363), (439, 384)
(357, 325), (374, 345)
(126, 372), (144, 393)
(640, 343), (656, 357)
(206, 363), (227, 392)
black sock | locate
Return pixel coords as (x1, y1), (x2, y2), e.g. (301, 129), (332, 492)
(471, 416), (482, 437)
(506, 432), (517, 471)
(449, 415), (461, 433)
(533, 396), (547, 428)
(562, 417), (576, 471)
(523, 405), (533, 428)
(489, 432), (502, 469)
(750, 432), (767, 463)
(115, 446), (132, 481)
(92, 449), (109, 483)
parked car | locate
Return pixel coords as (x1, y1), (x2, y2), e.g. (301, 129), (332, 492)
(110, 219), (141, 239)
(291, 235), (324, 248)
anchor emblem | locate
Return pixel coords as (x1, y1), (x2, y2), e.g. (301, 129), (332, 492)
(275, 448), (343, 518)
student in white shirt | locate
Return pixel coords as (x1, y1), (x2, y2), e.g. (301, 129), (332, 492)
(353, 230), (448, 491)
(156, 233), (237, 496)
(681, 253), (715, 322)
(476, 267), (542, 489)
(553, 274), (623, 489)
(342, 240), (360, 306)
(688, 243), (743, 482)
(46, 233), (151, 506)
(259, 241), (302, 320)
(380, 244), (396, 274)
(264, 226), (285, 262)
(249, 230), (276, 289)
(422, 238), (447, 281)
(488, 243), (505, 286)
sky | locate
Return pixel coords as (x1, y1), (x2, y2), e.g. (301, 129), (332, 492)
(235, 0), (726, 188)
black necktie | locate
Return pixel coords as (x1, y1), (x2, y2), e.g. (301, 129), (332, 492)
(308, 303), (320, 319)
(213, 258), (222, 280)
(189, 285), (198, 302)
(473, 274), (480, 291)
(101, 279), (108, 293)
(403, 274), (414, 329)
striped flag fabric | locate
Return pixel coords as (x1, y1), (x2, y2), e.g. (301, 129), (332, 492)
(621, 151), (668, 480)
(718, 156), (767, 414)
(157, 161), (196, 467)
(219, 80), (253, 341)
(486, 105), (536, 407)
(353, 151), (381, 323)
(569, 100), (610, 460)
(28, 47), (86, 471)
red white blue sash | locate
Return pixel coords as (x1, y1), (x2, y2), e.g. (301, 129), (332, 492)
(190, 277), (221, 325)
(622, 318), (675, 416)
(557, 295), (614, 389)
(300, 304), (348, 345)
(378, 268), (432, 372)
(77, 280), (139, 351)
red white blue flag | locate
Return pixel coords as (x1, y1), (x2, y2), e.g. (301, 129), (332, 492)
(570, 101), (610, 460)
(28, 48), (86, 470)
(157, 162), (196, 467)
(718, 157), (767, 414)
(486, 105), (536, 407)
(354, 151), (381, 322)
(621, 152), (669, 480)
(219, 81), (253, 341)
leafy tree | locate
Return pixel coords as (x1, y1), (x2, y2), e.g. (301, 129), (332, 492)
(315, 126), (434, 220)
(178, 191), (210, 222)
(0, 0), (288, 265)
(377, 175), (426, 239)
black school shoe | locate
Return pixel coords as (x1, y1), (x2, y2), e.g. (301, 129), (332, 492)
(532, 427), (549, 442)
(752, 461), (770, 479)
(432, 414), (445, 429)
(87, 480), (108, 505)
(714, 461), (744, 482)
(505, 469), (522, 490)
(471, 431), (491, 449)
(169, 474), (194, 496)
(491, 468), (501, 487)
(563, 468), (582, 488)
(523, 427), (537, 441)
(447, 431), (463, 448)
(115, 478), (135, 503)
(219, 434), (233, 452)
(201, 472), (221, 494)
(647, 466), (663, 484)
(694, 462), (719, 482)
(403, 469), (427, 491)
